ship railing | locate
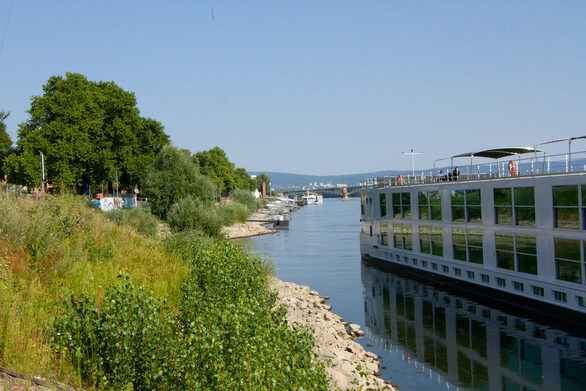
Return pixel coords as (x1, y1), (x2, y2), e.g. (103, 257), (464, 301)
(361, 150), (586, 188)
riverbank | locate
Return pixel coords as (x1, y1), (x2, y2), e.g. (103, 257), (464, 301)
(271, 279), (395, 390)
(222, 220), (275, 238)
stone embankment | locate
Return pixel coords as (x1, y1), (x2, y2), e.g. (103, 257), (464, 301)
(272, 279), (396, 391)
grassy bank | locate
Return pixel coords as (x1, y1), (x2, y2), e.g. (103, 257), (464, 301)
(0, 194), (329, 390)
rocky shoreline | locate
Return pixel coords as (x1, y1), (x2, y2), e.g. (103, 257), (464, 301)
(226, 218), (396, 390)
(222, 220), (275, 239)
(271, 279), (395, 390)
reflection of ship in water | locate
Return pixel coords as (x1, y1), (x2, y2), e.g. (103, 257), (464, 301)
(361, 262), (586, 391)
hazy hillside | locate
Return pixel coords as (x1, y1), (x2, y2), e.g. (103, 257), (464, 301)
(250, 170), (403, 190)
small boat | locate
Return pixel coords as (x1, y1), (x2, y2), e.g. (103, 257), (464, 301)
(302, 191), (323, 205)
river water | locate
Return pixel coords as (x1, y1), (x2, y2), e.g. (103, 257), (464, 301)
(248, 198), (586, 391)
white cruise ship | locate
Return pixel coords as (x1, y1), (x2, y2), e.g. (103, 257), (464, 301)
(360, 138), (586, 315)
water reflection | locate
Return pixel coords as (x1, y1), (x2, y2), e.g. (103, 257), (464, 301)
(361, 262), (586, 391)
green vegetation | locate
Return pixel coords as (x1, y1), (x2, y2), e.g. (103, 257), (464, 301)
(141, 145), (215, 220)
(195, 146), (255, 195)
(0, 110), (13, 179)
(254, 172), (272, 195)
(167, 196), (223, 237)
(230, 188), (264, 212)
(4, 73), (169, 189)
(0, 194), (330, 390)
(104, 207), (159, 237)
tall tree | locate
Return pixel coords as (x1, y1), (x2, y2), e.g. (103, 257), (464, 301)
(0, 111), (13, 179)
(4, 73), (169, 189)
(234, 167), (255, 191)
(195, 147), (238, 196)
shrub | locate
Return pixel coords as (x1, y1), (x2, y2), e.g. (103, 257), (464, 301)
(54, 237), (330, 390)
(167, 196), (223, 237)
(141, 146), (215, 220)
(229, 188), (257, 211)
(53, 276), (179, 390)
(104, 207), (159, 237)
(215, 203), (249, 226)
(215, 204), (237, 226)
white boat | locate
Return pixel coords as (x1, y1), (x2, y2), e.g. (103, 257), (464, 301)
(302, 192), (323, 205)
(360, 139), (586, 316)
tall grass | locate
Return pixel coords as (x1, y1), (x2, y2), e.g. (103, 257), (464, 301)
(0, 194), (189, 385)
(0, 194), (331, 390)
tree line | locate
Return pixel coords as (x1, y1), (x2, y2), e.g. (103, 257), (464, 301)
(0, 72), (271, 198)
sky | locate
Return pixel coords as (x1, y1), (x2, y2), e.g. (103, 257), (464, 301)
(0, 1), (585, 175)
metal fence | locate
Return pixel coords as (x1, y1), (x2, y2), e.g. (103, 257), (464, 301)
(361, 150), (586, 188)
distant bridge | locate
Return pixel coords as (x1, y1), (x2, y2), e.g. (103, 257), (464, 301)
(279, 185), (362, 199)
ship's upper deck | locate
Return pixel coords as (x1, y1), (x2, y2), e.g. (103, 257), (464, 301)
(361, 140), (586, 189)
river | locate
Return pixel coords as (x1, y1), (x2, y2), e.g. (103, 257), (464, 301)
(248, 197), (586, 391)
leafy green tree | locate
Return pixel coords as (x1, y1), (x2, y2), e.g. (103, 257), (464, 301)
(141, 145), (215, 219)
(234, 167), (255, 190)
(195, 147), (238, 195)
(0, 111), (13, 179)
(4, 73), (169, 189)
(255, 172), (271, 195)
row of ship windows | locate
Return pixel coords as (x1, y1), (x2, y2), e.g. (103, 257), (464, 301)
(372, 223), (586, 286)
(362, 185), (586, 229)
(384, 251), (583, 307)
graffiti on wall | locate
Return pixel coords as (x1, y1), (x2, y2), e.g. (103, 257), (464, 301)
(92, 196), (137, 212)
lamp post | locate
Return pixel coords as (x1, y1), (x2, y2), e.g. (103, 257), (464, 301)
(402, 149), (423, 177)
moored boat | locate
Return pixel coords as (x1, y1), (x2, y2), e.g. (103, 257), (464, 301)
(303, 191), (323, 205)
(360, 138), (586, 315)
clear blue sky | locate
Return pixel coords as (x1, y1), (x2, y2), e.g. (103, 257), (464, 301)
(0, 1), (585, 175)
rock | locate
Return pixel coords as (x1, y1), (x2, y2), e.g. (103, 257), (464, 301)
(269, 277), (396, 391)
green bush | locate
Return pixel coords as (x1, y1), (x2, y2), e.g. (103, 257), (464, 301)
(216, 203), (249, 226)
(167, 196), (223, 237)
(104, 207), (159, 237)
(229, 188), (257, 211)
(215, 204), (237, 226)
(141, 145), (215, 220)
(53, 276), (179, 390)
(54, 236), (330, 390)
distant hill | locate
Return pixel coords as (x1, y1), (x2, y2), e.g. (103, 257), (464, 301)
(249, 170), (403, 190)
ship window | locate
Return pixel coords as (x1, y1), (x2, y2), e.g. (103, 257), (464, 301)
(531, 286), (544, 296)
(452, 229), (483, 264)
(481, 274), (490, 283)
(496, 277), (506, 287)
(451, 189), (481, 223)
(392, 192), (411, 219)
(421, 260), (427, 268)
(442, 265), (449, 273)
(370, 225), (373, 236)
(496, 233), (537, 275)
(380, 222), (388, 246)
(494, 187), (535, 226)
(379, 193), (387, 217)
(513, 281), (524, 291)
(418, 191), (442, 221)
(554, 290), (568, 303)
(361, 192), (365, 216)
(554, 238), (582, 284)
(467, 271), (475, 280)
(432, 262), (438, 270)
(554, 185), (580, 229)
(454, 268), (462, 276)
(412, 258), (418, 266)
(577, 296), (586, 307)
(419, 226), (443, 256)
(392, 223), (412, 251)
